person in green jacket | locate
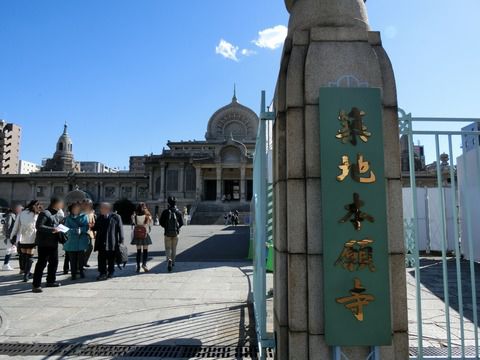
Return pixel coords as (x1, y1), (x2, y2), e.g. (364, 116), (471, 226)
(64, 202), (89, 280)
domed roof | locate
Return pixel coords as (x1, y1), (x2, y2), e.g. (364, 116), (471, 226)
(205, 92), (259, 142)
(55, 123), (73, 154)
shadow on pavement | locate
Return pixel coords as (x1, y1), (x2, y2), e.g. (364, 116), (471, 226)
(24, 304), (256, 360)
(409, 257), (480, 325)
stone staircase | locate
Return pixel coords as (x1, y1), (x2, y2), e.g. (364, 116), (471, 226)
(190, 201), (251, 225)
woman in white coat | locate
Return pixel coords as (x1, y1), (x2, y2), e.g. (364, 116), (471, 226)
(11, 200), (42, 282)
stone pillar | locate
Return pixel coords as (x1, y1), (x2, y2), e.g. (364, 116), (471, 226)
(160, 165), (166, 201)
(273, 1), (408, 359)
(48, 181), (53, 198)
(195, 167), (202, 201)
(31, 181), (36, 199)
(240, 165), (246, 201)
(216, 166), (222, 201)
(148, 168), (154, 200)
(133, 182), (138, 202)
(179, 163), (185, 196)
(99, 181), (104, 202)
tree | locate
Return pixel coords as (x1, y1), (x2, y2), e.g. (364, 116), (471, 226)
(114, 199), (135, 225)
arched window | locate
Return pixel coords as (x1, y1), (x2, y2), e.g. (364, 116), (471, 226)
(221, 146), (241, 163)
(58, 142), (64, 151)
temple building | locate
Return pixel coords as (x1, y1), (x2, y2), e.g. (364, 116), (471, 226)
(144, 92), (258, 205)
(0, 92), (258, 223)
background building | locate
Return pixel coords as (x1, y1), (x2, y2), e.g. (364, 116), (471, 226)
(0, 120), (21, 175)
(79, 161), (117, 173)
(461, 122), (480, 152)
(18, 160), (41, 174)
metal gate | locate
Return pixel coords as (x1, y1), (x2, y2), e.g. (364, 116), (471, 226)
(399, 109), (480, 359)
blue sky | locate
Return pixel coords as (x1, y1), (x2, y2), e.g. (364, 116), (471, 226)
(0, 0), (479, 168)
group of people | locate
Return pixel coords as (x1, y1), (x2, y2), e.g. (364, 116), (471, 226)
(224, 210), (240, 226)
(1, 196), (184, 292)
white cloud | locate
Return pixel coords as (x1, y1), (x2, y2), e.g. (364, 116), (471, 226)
(253, 25), (287, 50)
(241, 48), (256, 57)
(215, 39), (239, 61)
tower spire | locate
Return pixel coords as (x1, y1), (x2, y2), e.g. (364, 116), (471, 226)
(232, 83), (237, 102)
(63, 121), (68, 134)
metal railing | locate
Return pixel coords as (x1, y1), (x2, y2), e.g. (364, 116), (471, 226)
(399, 109), (480, 359)
(252, 91), (275, 359)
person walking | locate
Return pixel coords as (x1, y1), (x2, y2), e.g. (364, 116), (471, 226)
(2, 205), (23, 271)
(160, 196), (183, 273)
(64, 202), (89, 280)
(81, 199), (96, 268)
(93, 203), (124, 281)
(32, 197), (65, 293)
(10, 201), (41, 281)
(131, 203), (153, 273)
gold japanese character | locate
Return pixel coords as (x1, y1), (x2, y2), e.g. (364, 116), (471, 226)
(335, 108), (371, 145)
(336, 155), (351, 182)
(336, 154), (376, 184)
(336, 278), (375, 322)
(335, 239), (376, 272)
(339, 193), (375, 231)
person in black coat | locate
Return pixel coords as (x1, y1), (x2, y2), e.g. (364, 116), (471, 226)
(93, 203), (124, 281)
(32, 197), (65, 293)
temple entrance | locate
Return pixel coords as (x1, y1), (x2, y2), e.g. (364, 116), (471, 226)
(204, 180), (216, 201)
(223, 180), (240, 201)
(246, 180), (253, 201)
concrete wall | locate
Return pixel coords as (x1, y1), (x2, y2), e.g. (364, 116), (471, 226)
(272, 0), (408, 358)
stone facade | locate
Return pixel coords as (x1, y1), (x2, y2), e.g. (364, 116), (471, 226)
(144, 94), (258, 209)
(0, 172), (149, 208)
(273, 0), (408, 359)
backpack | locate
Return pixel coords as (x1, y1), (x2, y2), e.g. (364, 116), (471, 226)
(165, 209), (179, 237)
(133, 216), (148, 240)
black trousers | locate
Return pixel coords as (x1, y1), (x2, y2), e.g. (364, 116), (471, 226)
(67, 251), (85, 276)
(84, 239), (93, 266)
(63, 252), (70, 272)
(98, 250), (115, 276)
(33, 246), (59, 288)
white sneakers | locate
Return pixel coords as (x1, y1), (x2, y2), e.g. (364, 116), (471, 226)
(2, 264), (14, 271)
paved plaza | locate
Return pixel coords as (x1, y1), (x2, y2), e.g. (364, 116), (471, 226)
(0, 225), (256, 359)
(1, 225), (480, 358)
(407, 258), (480, 355)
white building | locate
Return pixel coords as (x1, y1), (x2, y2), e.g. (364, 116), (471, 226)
(18, 160), (41, 174)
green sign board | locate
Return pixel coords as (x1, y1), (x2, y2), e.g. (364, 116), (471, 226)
(319, 87), (392, 346)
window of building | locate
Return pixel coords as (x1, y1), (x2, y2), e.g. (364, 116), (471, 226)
(37, 186), (45, 197)
(105, 186), (116, 199)
(185, 166), (196, 192)
(166, 169), (179, 191)
(53, 186), (64, 196)
(138, 186), (148, 199)
(121, 186), (132, 199)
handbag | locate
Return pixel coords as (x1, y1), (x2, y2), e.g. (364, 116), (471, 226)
(116, 243), (128, 269)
